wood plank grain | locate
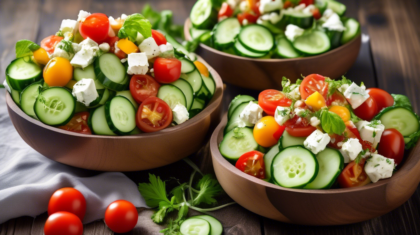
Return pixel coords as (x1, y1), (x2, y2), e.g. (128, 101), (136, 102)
(13, 217), (33, 235)
(30, 213), (48, 235)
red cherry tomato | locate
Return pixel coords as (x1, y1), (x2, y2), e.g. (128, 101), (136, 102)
(44, 212), (83, 235)
(283, 1), (293, 9)
(58, 112), (92, 135)
(258, 89), (292, 116)
(136, 97), (173, 133)
(326, 91), (348, 106)
(218, 2), (234, 19)
(151, 30), (167, 46)
(311, 8), (321, 20)
(299, 0), (314, 6)
(48, 188), (86, 220)
(105, 200), (138, 233)
(378, 129), (405, 165)
(129, 75), (160, 104)
(106, 36), (127, 59)
(41, 35), (64, 54)
(235, 151), (266, 179)
(153, 58), (182, 84)
(79, 13), (110, 43)
(353, 97), (379, 121)
(237, 12), (259, 25)
(338, 159), (371, 188)
(367, 88), (394, 112)
(300, 74), (328, 100)
(284, 115), (316, 137)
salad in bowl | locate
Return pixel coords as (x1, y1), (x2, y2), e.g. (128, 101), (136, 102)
(4, 10), (216, 136)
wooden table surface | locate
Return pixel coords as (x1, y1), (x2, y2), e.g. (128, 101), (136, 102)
(1, 0), (420, 234)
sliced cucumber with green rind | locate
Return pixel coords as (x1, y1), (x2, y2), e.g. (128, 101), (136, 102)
(228, 95), (255, 119)
(341, 18), (360, 44)
(181, 68), (203, 94)
(95, 53), (129, 91)
(275, 35), (301, 58)
(264, 141), (281, 183)
(180, 217), (211, 235)
(5, 76), (21, 106)
(74, 64), (105, 90)
(6, 58), (42, 91)
(190, 0), (217, 29)
(195, 82), (211, 102)
(238, 25), (274, 53)
(202, 75), (215, 96)
(90, 105), (116, 136)
(191, 27), (211, 40)
(116, 90), (139, 109)
(280, 131), (306, 149)
(293, 30), (331, 55)
(220, 127), (259, 162)
(224, 101), (257, 134)
(374, 106), (420, 137)
(20, 81), (42, 118)
(233, 40), (268, 58)
(180, 57), (196, 74)
(193, 215), (223, 235)
(171, 78), (194, 110)
(326, 30), (343, 49)
(104, 96), (136, 135)
(283, 10), (314, 29)
(157, 84), (187, 108)
(213, 17), (241, 49)
(189, 108), (202, 118)
(191, 98), (205, 110)
(327, 0), (346, 16)
(304, 148), (343, 189)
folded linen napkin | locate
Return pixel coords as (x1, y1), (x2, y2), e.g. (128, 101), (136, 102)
(0, 89), (146, 224)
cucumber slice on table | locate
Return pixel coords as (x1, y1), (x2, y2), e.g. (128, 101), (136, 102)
(283, 10), (314, 29)
(116, 90), (139, 109)
(233, 40), (268, 58)
(213, 17), (241, 49)
(180, 217), (211, 235)
(34, 87), (76, 126)
(157, 84), (187, 108)
(95, 53), (129, 91)
(293, 30), (331, 55)
(90, 105), (117, 136)
(272, 146), (319, 188)
(374, 106), (420, 137)
(264, 141), (281, 183)
(74, 64), (105, 90)
(224, 101), (257, 134)
(341, 18), (360, 44)
(193, 215), (223, 235)
(105, 96), (136, 135)
(180, 57), (196, 74)
(275, 36), (301, 58)
(220, 127), (259, 162)
(6, 58), (42, 91)
(228, 95), (256, 119)
(238, 25), (274, 53)
(280, 131), (306, 149)
(304, 148), (344, 189)
(20, 81), (42, 118)
(171, 78), (194, 110)
(190, 0), (217, 29)
(181, 68), (203, 94)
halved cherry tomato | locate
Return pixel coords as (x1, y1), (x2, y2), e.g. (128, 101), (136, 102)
(283, 1), (293, 9)
(79, 13), (110, 43)
(250, 0), (261, 15)
(105, 200), (138, 233)
(41, 35), (64, 54)
(44, 212), (83, 235)
(106, 36), (127, 59)
(254, 116), (284, 147)
(48, 188), (86, 220)
(58, 112), (92, 135)
(299, 0), (314, 6)
(136, 97), (172, 133)
(353, 97), (379, 121)
(284, 115), (316, 137)
(237, 12), (259, 25)
(219, 2), (234, 19)
(151, 30), (167, 46)
(43, 57), (73, 87)
(258, 89), (292, 116)
(129, 75), (160, 104)
(326, 91), (348, 106)
(367, 88), (394, 112)
(235, 151), (266, 179)
(378, 129), (405, 165)
(338, 159), (371, 188)
(311, 8), (321, 20)
(300, 74), (328, 100)
(153, 58), (182, 84)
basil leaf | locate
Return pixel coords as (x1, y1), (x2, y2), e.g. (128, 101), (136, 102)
(391, 94), (412, 111)
(321, 111), (346, 135)
(15, 40), (40, 58)
(118, 13), (152, 42)
(142, 4), (161, 28)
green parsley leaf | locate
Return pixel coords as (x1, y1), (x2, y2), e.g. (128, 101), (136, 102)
(141, 4), (161, 28)
(57, 40), (74, 56)
(138, 174), (171, 208)
(176, 203), (189, 222)
(374, 164), (379, 167)
(325, 76), (352, 96)
(15, 40), (40, 58)
(391, 94), (413, 111)
(386, 159), (392, 164)
(170, 183), (187, 204)
(321, 111), (346, 135)
(192, 174), (223, 206)
(296, 78), (303, 85)
(160, 219), (182, 235)
(118, 13), (152, 42)
(55, 30), (64, 37)
(152, 199), (176, 223)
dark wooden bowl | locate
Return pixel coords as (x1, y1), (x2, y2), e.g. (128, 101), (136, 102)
(185, 19), (362, 90)
(6, 57), (223, 172)
(210, 116), (420, 225)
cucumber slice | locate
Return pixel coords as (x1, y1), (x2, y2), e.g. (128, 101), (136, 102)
(315, 0), (328, 14)
(280, 131), (306, 149)
(191, 27), (211, 40)
(5, 77), (21, 106)
(233, 40), (268, 58)
(341, 18), (360, 44)
(224, 101), (257, 134)
(283, 10), (314, 29)
(220, 127), (259, 162)
(191, 98), (205, 110)
(116, 90), (139, 109)
(374, 106), (420, 137)
(74, 65), (105, 90)
(20, 81), (42, 118)
(214, 18), (241, 49)
(193, 215), (223, 235)
(90, 105), (116, 136)
(326, 29), (343, 49)
(171, 78), (194, 110)
(190, 0), (217, 29)
(189, 109), (203, 118)
(105, 96), (136, 135)
(272, 146), (319, 188)
(6, 58), (42, 91)
(95, 53), (128, 91)
(264, 141), (281, 182)
(202, 75), (215, 96)
(180, 57), (196, 74)
(238, 25), (274, 53)
(181, 69), (203, 94)
(304, 148), (343, 189)
(196, 81), (211, 102)
(293, 30), (331, 55)
(34, 87), (76, 126)
(275, 36), (301, 58)
(228, 95), (256, 119)
(75, 102), (88, 113)
(157, 84), (187, 108)
(180, 217), (211, 235)
(327, 0), (346, 16)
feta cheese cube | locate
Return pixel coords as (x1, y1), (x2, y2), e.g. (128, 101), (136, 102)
(172, 104), (189, 125)
(72, 43), (81, 53)
(121, 14), (128, 20)
(99, 43), (110, 52)
(239, 101), (263, 126)
(294, 108), (307, 117)
(259, 0), (282, 14)
(109, 16), (117, 25)
(321, 9), (334, 20)
(310, 116), (320, 127)
(285, 24), (304, 42)
(127, 53), (149, 75)
(339, 138), (363, 163)
(365, 154), (395, 183)
(288, 84), (301, 100)
(304, 130), (331, 154)
(72, 78), (98, 106)
(60, 19), (78, 35)
(159, 42), (174, 54)
(139, 37), (161, 59)
(322, 13), (346, 32)
(77, 10), (91, 22)
(70, 38), (99, 69)
(338, 83), (350, 94)
(3, 79), (11, 93)
(302, 4), (316, 15)
(79, 38), (99, 52)
(356, 120), (385, 147)
(274, 106), (291, 125)
(343, 83), (370, 109)
(50, 41), (78, 60)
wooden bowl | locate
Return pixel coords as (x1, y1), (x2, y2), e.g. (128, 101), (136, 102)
(6, 57), (223, 172)
(185, 19), (362, 90)
(210, 116), (420, 225)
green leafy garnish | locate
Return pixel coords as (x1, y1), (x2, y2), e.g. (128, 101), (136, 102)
(57, 40), (74, 56)
(138, 174), (171, 208)
(118, 13), (152, 42)
(141, 4), (161, 29)
(354, 149), (368, 164)
(391, 94), (413, 111)
(349, 107), (362, 123)
(55, 30), (64, 37)
(192, 174), (222, 206)
(15, 40), (40, 58)
(374, 164), (379, 167)
(321, 111), (346, 135)
(325, 76), (352, 96)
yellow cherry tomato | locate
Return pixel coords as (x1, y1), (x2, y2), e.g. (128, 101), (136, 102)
(253, 116), (282, 148)
(43, 57), (73, 87)
(305, 91), (326, 111)
(194, 61), (209, 77)
(117, 38), (139, 54)
(329, 105), (351, 122)
(33, 48), (50, 65)
(111, 18), (124, 34)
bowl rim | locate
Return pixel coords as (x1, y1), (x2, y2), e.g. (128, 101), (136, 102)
(184, 18), (362, 63)
(6, 56), (224, 139)
(210, 115), (420, 195)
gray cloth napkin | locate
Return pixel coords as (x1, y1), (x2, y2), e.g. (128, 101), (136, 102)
(0, 89), (147, 224)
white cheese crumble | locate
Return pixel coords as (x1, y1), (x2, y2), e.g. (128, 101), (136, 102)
(365, 154), (395, 183)
(99, 43), (110, 52)
(304, 130), (331, 154)
(274, 106), (291, 125)
(356, 120), (385, 148)
(302, 4), (316, 15)
(239, 101), (263, 126)
(70, 38), (99, 69)
(339, 138), (363, 163)
(343, 82), (370, 109)
(172, 104), (190, 125)
(139, 37), (161, 59)
(72, 78), (98, 106)
(127, 53), (148, 75)
(159, 42), (174, 54)
(310, 116), (320, 127)
(285, 24), (304, 42)
(322, 13), (346, 32)
(77, 10), (91, 22)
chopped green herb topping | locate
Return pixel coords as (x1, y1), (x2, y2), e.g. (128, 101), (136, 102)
(58, 40), (74, 56)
